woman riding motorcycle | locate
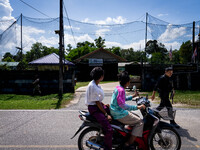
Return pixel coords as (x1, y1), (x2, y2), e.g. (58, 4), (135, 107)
(110, 71), (146, 149)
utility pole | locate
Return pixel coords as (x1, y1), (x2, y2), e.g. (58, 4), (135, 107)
(145, 12), (148, 59)
(142, 12), (148, 91)
(198, 24), (200, 65)
(192, 21), (195, 63)
(59, 0), (64, 98)
(21, 13), (23, 60)
(16, 14), (23, 62)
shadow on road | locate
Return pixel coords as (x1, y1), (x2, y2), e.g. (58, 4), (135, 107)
(177, 127), (197, 142)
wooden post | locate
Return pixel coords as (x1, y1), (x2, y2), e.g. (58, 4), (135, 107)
(59, 0), (64, 97)
(192, 21), (195, 63)
(20, 13), (23, 61)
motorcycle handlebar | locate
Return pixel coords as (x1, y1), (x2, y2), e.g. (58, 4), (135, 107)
(132, 96), (151, 108)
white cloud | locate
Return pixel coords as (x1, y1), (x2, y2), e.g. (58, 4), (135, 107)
(38, 36), (58, 47)
(157, 13), (168, 17)
(0, 0), (15, 20)
(17, 25), (46, 52)
(0, 23), (47, 54)
(162, 41), (181, 50)
(64, 33), (145, 51)
(123, 40), (146, 50)
(158, 24), (187, 42)
(23, 26), (45, 35)
(105, 39), (146, 50)
(82, 18), (90, 23)
(95, 29), (110, 37)
(0, 0), (16, 33)
(113, 16), (127, 24)
(195, 34), (199, 41)
(64, 33), (94, 47)
(82, 16), (127, 24)
(105, 41), (122, 48)
(64, 25), (80, 31)
(64, 32), (147, 51)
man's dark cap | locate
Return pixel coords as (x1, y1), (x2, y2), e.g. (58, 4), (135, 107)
(165, 67), (173, 71)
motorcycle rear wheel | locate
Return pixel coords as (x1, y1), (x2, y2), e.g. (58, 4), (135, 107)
(78, 127), (103, 150)
(150, 126), (181, 150)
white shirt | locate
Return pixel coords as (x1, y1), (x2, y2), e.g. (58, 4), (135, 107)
(85, 80), (104, 106)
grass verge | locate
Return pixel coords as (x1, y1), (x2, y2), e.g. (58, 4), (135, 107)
(0, 93), (73, 109)
(142, 90), (200, 108)
(0, 81), (116, 109)
(75, 81), (116, 90)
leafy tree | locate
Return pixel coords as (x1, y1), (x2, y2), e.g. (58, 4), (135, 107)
(172, 49), (180, 64)
(179, 40), (192, 64)
(94, 36), (106, 48)
(66, 44), (72, 54)
(2, 52), (13, 61)
(26, 42), (43, 62)
(0, 63), (11, 70)
(121, 48), (133, 61)
(12, 51), (25, 62)
(111, 46), (121, 57)
(42, 46), (59, 56)
(165, 49), (180, 64)
(17, 58), (28, 70)
(66, 45), (96, 61)
(2, 56), (14, 62)
(121, 48), (143, 62)
(25, 42), (59, 63)
(146, 40), (168, 64)
(151, 52), (163, 64)
(146, 40), (168, 55)
(77, 41), (95, 48)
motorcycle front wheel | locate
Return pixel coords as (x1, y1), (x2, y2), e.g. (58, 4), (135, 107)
(78, 127), (104, 150)
(150, 126), (181, 150)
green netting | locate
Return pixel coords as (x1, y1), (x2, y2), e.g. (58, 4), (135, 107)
(0, 14), (199, 56)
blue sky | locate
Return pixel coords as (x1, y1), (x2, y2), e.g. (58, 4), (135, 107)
(7, 0), (200, 24)
(0, 0), (200, 56)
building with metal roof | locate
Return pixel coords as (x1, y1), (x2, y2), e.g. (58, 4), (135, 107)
(0, 62), (19, 70)
(74, 48), (126, 81)
(29, 53), (74, 71)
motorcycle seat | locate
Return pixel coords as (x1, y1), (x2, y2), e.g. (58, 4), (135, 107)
(111, 120), (125, 128)
(79, 110), (97, 122)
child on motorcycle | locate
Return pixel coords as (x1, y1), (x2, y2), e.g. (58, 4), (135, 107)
(85, 67), (113, 150)
(110, 71), (145, 149)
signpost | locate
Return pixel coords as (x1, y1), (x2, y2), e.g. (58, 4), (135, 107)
(173, 64), (198, 73)
(89, 59), (103, 66)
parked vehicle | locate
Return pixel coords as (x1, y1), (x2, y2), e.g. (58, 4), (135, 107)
(71, 96), (181, 150)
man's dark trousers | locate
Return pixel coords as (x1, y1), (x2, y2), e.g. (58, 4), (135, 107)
(156, 92), (176, 124)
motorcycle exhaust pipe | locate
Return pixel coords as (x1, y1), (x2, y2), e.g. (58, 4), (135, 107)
(86, 140), (103, 150)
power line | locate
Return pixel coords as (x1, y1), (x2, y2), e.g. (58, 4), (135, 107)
(135, 14), (146, 22)
(63, 1), (77, 46)
(19, 0), (52, 19)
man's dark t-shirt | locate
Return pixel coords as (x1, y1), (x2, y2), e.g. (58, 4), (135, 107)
(154, 74), (173, 99)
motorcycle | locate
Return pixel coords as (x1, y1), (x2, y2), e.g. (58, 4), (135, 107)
(71, 96), (181, 150)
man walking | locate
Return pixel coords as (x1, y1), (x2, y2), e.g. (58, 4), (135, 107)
(151, 67), (180, 128)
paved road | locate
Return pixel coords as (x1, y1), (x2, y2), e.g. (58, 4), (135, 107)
(0, 82), (199, 150)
